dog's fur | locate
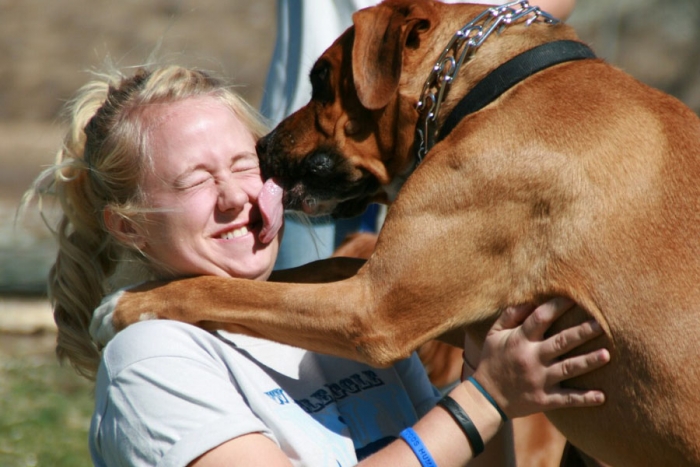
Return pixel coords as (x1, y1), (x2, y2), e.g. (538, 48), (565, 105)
(334, 232), (568, 467)
(333, 232), (465, 390)
(112, 1), (700, 465)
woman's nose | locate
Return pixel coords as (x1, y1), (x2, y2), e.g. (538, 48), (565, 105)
(217, 182), (249, 213)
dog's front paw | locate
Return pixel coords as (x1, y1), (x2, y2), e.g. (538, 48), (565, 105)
(90, 289), (126, 346)
(90, 282), (161, 346)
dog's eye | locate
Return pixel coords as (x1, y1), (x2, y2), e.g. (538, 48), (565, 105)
(310, 60), (334, 104)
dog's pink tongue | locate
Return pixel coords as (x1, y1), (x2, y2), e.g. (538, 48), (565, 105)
(258, 178), (284, 244)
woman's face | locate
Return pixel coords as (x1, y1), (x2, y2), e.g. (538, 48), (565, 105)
(138, 96), (279, 281)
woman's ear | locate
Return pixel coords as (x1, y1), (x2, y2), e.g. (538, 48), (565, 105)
(104, 207), (147, 251)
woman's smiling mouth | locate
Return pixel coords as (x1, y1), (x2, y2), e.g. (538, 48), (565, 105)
(219, 226), (250, 239)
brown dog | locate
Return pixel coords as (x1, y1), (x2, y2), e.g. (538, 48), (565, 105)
(111, 1), (700, 465)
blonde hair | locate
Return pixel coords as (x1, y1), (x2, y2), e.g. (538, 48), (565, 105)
(24, 65), (269, 380)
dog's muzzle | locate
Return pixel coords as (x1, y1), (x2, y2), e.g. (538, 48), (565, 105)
(257, 133), (380, 218)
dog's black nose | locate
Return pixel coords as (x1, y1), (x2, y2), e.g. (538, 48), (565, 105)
(306, 152), (334, 176)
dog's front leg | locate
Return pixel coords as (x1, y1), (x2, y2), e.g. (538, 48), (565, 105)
(109, 271), (406, 364)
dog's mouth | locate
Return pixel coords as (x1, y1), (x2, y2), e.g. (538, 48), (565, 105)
(258, 139), (380, 218)
(278, 172), (379, 218)
(283, 180), (377, 218)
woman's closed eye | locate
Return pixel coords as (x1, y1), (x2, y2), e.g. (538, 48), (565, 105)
(231, 152), (260, 173)
(174, 172), (213, 190)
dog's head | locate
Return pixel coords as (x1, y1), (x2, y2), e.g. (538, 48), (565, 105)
(257, 0), (569, 218)
(257, 0), (454, 218)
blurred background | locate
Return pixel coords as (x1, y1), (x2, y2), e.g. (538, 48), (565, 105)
(0, 0), (698, 465)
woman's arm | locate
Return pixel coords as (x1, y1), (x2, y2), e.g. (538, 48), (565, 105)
(191, 298), (609, 466)
(190, 433), (292, 467)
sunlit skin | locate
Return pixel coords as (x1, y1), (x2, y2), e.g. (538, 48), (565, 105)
(137, 96), (280, 280)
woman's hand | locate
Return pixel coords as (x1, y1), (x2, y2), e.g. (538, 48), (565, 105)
(472, 298), (610, 419)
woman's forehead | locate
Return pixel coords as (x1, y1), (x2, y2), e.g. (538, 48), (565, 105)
(143, 96), (256, 175)
(141, 95), (236, 130)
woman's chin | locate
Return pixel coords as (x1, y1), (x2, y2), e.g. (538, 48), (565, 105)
(220, 252), (278, 281)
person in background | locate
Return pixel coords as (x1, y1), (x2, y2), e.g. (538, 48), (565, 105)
(26, 64), (608, 466)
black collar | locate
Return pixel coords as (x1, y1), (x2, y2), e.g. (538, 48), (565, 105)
(436, 40), (596, 144)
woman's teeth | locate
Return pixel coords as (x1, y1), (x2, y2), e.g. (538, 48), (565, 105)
(220, 226), (248, 239)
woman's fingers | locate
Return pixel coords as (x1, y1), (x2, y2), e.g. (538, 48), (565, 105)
(547, 347), (611, 386)
(541, 319), (605, 362)
(474, 297), (611, 419)
(523, 349), (610, 412)
(541, 387), (607, 409)
(519, 298), (575, 341)
(541, 348), (610, 409)
(489, 303), (535, 333)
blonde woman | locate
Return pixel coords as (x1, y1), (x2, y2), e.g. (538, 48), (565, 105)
(27, 66), (608, 467)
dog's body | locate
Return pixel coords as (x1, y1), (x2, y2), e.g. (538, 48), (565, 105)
(112, 1), (700, 465)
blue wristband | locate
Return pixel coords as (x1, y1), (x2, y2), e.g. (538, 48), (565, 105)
(399, 427), (438, 467)
(468, 376), (509, 422)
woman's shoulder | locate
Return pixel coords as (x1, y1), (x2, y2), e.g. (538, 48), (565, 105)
(101, 320), (227, 374)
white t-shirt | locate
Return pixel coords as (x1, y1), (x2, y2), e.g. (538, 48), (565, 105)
(89, 320), (440, 467)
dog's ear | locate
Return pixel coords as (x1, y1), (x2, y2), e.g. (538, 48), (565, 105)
(352, 3), (431, 110)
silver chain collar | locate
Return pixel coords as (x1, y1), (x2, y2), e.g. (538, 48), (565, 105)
(415, 1), (560, 161)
